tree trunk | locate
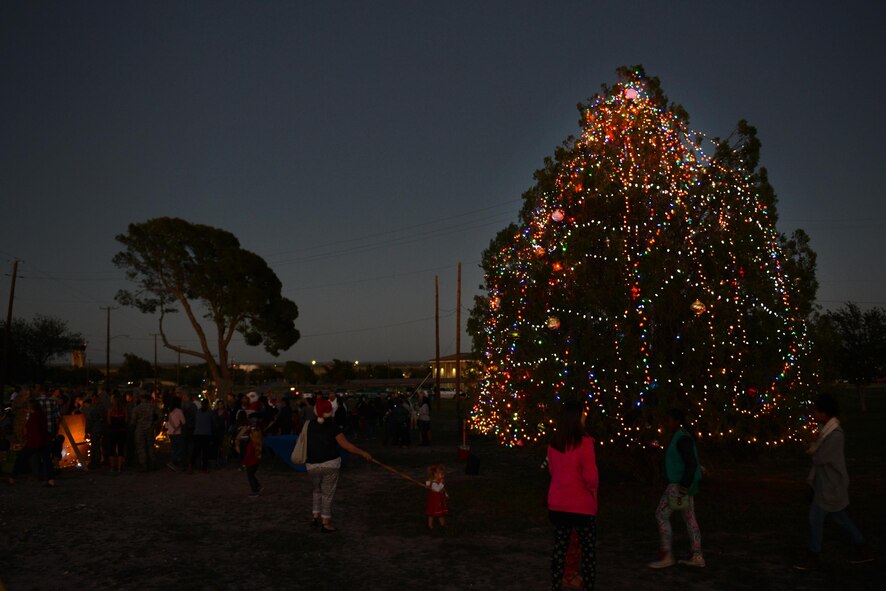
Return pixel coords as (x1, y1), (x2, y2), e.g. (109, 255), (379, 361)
(215, 377), (234, 401)
(205, 357), (225, 400)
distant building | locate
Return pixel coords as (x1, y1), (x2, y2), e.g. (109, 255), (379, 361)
(429, 353), (482, 387)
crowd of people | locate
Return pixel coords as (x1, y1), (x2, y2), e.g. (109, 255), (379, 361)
(1, 383), (435, 543)
(3, 384), (874, 590)
(1, 384), (434, 482)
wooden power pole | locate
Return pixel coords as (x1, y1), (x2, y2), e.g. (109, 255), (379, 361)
(0, 258), (19, 401)
(435, 274), (441, 409)
(455, 263), (462, 396)
(455, 262), (463, 441)
(100, 306), (116, 386)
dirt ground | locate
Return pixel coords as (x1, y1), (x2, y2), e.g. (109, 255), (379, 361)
(1, 412), (883, 591)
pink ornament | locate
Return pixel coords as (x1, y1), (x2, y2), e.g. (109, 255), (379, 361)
(624, 88), (639, 100)
(551, 209), (565, 222)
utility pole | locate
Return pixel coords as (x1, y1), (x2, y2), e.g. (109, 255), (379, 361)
(455, 262), (463, 441)
(1, 258), (20, 401)
(435, 274), (441, 410)
(100, 306), (117, 387)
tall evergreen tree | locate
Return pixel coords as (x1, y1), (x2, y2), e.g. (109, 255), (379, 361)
(470, 67), (814, 447)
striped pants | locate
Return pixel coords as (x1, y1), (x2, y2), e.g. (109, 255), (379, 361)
(309, 466), (340, 519)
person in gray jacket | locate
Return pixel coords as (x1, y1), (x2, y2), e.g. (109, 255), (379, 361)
(130, 393), (159, 471)
(794, 393), (873, 570)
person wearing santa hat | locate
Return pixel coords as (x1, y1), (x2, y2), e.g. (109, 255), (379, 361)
(306, 397), (372, 533)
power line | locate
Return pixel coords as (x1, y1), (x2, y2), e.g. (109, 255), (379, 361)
(83, 310), (459, 344)
(264, 198), (520, 260)
(298, 312), (454, 338)
(268, 212), (515, 266)
(16, 261), (115, 307)
(288, 262), (481, 292)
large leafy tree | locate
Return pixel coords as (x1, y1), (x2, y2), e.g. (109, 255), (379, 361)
(470, 66), (815, 448)
(825, 302), (886, 412)
(322, 359), (358, 384)
(779, 229), (818, 319)
(116, 352), (155, 384)
(0, 315), (83, 383)
(113, 217), (300, 394)
(282, 360), (317, 385)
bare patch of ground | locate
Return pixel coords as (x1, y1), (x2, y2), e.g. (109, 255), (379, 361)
(1, 403), (883, 590)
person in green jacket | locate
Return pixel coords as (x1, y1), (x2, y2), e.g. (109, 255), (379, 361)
(648, 408), (704, 569)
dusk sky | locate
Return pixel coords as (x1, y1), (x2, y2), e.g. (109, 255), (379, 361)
(1, 1), (884, 368)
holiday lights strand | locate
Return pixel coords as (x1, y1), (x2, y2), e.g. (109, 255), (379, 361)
(471, 71), (812, 449)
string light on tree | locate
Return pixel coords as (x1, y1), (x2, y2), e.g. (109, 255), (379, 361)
(469, 66), (813, 449)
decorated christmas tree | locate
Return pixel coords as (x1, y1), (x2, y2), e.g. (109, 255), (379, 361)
(469, 66), (813, 448)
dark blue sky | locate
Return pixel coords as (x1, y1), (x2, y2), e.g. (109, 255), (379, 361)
(1, 1), (884, 366)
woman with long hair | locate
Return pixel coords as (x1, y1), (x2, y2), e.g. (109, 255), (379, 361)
(547, 400), (598, 591)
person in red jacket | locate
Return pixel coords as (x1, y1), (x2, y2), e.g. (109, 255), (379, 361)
(547, 401), (598, 591)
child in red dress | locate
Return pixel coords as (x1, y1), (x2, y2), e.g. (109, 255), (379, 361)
(237, 427), (263, 497)
(425, 463), (449, 529)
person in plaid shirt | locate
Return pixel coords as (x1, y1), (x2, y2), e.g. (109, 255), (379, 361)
(34, 384), (60, 487)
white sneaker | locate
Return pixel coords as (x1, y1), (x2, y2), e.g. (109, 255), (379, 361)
(648, 552), (675, 569)
(679, 554), (706, 568)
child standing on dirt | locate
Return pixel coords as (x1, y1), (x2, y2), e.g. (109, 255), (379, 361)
(425, 463), (449, 529)
(648, 408), (704, 569)
(236, 427), (263, 497)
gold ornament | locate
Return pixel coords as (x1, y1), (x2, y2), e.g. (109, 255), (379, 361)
(690, 299), (706, 316)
